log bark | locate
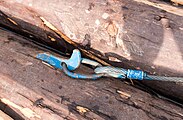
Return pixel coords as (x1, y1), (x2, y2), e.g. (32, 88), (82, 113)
(0, 0), (182, 105)
(0, 26), (183, 120)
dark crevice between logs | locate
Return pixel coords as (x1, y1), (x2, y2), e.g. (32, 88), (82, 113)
(0, 10), (109, 65)
(0, 101), (25, 120)
(0, 8), (183, 110)
(0, 10), (72, 57)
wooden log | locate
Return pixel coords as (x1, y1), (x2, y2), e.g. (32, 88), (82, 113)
(0, 110), (13, 120)
(0, 26), (183, 120)
(0, 0), (182, 103)
(171, 0), (183, 5)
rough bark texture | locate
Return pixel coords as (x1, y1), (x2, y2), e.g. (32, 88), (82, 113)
(0, 0), (182, 114)
(0, 27), (183, 120)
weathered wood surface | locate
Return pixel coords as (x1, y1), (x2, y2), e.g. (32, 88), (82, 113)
(0, 110), (13, 120)
(171, 0), (183, 5)
(0, 27), (183, 120)
(0, 0), (182, 103)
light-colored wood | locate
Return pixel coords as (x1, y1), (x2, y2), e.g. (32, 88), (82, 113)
(0, 1), (183, 119)
(0, 28), (182, 120)
(171, 0), (183, 5)
(133, 0), (183, 16)
(0, 110), (13, 120)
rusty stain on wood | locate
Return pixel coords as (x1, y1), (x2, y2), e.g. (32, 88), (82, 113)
(106, 21), (118, 37)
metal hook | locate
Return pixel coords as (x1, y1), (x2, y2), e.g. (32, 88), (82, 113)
(36, 49), (104, 79)
(36, 49), (81, 71)
(62, 62), (104, 80)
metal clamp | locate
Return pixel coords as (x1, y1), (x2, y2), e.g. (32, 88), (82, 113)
(37, 49), (183, 82)
(36, 49), (103, 79)
(94, 66), (146, 80)
(62, 62), (104, 80)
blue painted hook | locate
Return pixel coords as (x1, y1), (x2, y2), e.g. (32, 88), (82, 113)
(36, 49), (81, 71)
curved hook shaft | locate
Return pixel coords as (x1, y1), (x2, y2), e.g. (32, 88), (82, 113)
(62, 63), (104, 80)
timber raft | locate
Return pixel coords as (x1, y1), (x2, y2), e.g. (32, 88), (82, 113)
(0, 0), (183, 119)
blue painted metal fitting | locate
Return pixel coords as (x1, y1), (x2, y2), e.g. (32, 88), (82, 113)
(36, 49), (81, 71)
(94, 66), (127, 79)
(127, 69), (145, 80)
(62, 62), (103, 80)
